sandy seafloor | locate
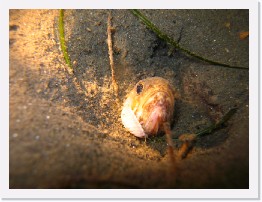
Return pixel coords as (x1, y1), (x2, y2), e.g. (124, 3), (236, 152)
(9, 9), (249, 188)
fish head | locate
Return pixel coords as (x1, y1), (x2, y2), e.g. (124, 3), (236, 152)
(121, 77), (177, 137)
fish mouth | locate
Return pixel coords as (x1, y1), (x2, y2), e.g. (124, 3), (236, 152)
(143, 104), (167, 135)
(141, 92), (172, 135)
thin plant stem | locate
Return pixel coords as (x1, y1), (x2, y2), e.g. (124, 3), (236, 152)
(163, 122), (177, 186)
(131, 9), (248, 70)
(195, 107), (238, 137)
(59, 9), (72, 71)
(107, 12), (119, 96)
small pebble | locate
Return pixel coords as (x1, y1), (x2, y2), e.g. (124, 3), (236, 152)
(12, 133), (18, 138)
(46, 115), (50, 119)
(35, 135), (40, 140)
(102, 129), (109, 134)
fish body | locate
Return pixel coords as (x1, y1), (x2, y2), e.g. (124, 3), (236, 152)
(121, 77), (177, 138)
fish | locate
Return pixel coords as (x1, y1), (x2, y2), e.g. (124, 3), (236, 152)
(121, 77), (178, 138)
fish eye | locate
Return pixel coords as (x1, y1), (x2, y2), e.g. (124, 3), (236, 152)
(136, 83), (143, 94)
